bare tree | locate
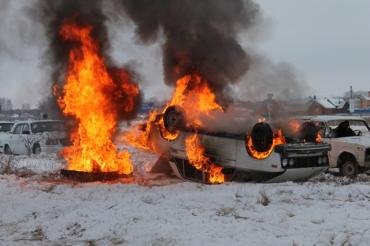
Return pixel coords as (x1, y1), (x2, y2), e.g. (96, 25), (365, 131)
(22, 134), (43, 156)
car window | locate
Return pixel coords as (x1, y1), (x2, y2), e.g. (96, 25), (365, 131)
(23, 124), (30, 133)
(327, 120), (370, 133)
(31, 122), (64, 133)
(0, 123), (13, 132)
(13, 124), (23, 134)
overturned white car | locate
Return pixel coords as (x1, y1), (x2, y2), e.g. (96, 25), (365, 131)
(296, 115), (370, 176)
(0, 120), (68, 155)
(147, 107), (331, 183)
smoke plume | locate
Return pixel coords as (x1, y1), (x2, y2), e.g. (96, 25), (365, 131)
(119, 0), (260, 99)
(35, 0), (141, 119)
(37, 0), (109, 84)
(236, 53), (311, 101)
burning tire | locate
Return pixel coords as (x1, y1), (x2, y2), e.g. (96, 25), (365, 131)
(250, 123), (273, 152)
(157, 105), (184, 141)
(246, 122), (275, 159)
(163, 105), (185, 133)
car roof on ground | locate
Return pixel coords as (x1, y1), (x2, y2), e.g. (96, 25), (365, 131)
(295, 115), (366, 122)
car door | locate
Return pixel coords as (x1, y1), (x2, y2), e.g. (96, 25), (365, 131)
(9, 124), (24, 154)
(320, 122), (337, 168)
(18, 123), (31, 155)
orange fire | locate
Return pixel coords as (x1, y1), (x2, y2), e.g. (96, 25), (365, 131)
(168, 74), (223, 127)
(316, 132), (322, 143)
(56, 21), (139, 174)
(123, 110), (180, 152)
(185, 133), (225, 184)
(288, 120), (301, 134)
(123, 73), (222, 149)
(247, 129), (286, 160)
(258, 117), (266, 123)
(123, 112), (158, 152)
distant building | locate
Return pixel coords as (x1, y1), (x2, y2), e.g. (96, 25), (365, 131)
(307, 97), (349, 115)
(355, 91), (370, 109)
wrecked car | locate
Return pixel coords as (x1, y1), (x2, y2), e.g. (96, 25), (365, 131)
(148, 106), (331, 184)
(295, 115), (370, 177)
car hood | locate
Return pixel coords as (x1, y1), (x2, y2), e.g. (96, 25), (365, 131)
(329, 136), (370, 147)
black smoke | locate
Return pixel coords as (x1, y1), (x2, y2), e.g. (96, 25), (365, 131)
(119, 0), (259, 98)
(35, 0), (141, 120)
(37, 0), (110, 85)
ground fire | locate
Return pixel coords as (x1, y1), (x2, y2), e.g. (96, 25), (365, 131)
(56, 20), (140, 175)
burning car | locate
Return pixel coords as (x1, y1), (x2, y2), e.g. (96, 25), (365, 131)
(294, 115), (370, 177)
(143, 106), (331, 184)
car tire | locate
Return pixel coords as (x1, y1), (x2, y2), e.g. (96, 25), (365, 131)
(33, 144), (41, 155)
(340, 160), (358, 177)
(4, 145), (11, 155)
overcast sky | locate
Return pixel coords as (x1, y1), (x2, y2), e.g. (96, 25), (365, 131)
(0, 0), (369, 108)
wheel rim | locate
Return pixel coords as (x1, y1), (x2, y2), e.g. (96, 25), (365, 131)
(343, 162), (356, 176)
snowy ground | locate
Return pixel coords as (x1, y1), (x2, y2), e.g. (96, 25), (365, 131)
(1, 152), (370, 245)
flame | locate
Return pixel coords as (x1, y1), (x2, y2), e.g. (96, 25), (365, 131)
(56, 21), (139, 174)
(316, 132), (322, 143)
(123, 72), (222, 149)
(122, 110), (180, 152)
(169, 73), (223, 127)
(185, 133), (225, 184)
(258, 117), (266, 123)
(123, 111), (158, 152)
(288, 120), (301, 134)
(247, 129), (286, 160)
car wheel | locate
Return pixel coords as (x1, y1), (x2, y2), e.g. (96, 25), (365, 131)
(340, 160), (358, 177)
(33, 144), (41, 155)
(4, 145), (12, 155)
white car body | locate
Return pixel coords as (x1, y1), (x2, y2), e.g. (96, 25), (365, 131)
(149, 120), (331, 183)
(297, 115), (370, 170)
(0, 121), (14, 153)
(0, 120), (68, 155)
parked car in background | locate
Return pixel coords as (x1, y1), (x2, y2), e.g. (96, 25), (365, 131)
(0, 121), (14, 153)
(0, 121), (14, 133)
(0, 120), (68, 155)
(296, 115), (370, 176)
